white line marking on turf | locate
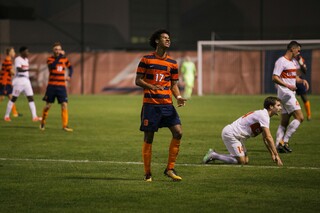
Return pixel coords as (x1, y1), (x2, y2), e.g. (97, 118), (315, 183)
(0, 157), (319, 170)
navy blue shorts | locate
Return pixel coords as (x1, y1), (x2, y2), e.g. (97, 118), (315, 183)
(43, 85), (68, 104)
(0, 84), (13, 96)
(296, 83), (307, 96)
(140, 104), (181, 132)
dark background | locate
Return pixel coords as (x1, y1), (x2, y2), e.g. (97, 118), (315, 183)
(1, 0), (320, 52)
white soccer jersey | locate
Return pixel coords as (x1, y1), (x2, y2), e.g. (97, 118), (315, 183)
(229, 109), (270, 140)
(14, 56), (29, 78)
(273, 56), (300, 96)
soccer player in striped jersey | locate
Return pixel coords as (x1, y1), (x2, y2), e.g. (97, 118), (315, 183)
(272, 41), (309, 153)
(135, 29), (187, 182)
(40, 42), (74, 132)
(0, 47), (21, 117)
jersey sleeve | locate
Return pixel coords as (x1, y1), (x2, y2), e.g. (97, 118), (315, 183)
(259, 110), (270, 128)
(272, 58), (284, 77)
(14, 57), (22, 68)
(137, 57), (147, 76)
(170, 61), (179, 81)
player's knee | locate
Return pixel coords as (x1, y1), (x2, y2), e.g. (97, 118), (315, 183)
(61, 102), (68, 110)
(11, 96), (18, 102)
(27, 96), (34, 102)
(173, 130), (182, 140)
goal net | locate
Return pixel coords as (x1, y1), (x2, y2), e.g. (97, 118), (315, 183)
(196, 40), (320, 96)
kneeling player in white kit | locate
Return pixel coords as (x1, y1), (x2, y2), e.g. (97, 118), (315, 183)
(203, 96), (283, 166)
(4, 46), (41, 122)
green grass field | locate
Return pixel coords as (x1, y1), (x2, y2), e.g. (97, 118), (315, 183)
(0, 95), (319, 213)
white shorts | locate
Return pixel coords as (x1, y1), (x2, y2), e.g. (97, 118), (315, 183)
(278, 92), (301, 114)
(12, 77), (34, 97)
(221, 125), (247, 157)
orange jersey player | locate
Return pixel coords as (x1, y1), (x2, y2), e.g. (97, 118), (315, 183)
(40, 42), (74, 132)
(135, 29), (187, 182)
(0, 47), (21, 117)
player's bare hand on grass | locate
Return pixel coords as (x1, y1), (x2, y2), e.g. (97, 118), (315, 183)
(273, 155), (283, 166)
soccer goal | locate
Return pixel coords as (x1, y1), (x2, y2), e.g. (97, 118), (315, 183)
(196, 39), (320, 96)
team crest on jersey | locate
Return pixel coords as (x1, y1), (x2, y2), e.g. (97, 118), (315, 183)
(143, 119), (149, 126)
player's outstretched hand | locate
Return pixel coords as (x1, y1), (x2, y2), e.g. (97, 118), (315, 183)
(177, 96), (187, 107)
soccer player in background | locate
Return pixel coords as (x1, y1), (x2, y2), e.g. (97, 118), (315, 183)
(180, 56), (197, 99)
(135, 29), (187, 182)
(4, 46), (41, 122)
(40, 42), (74, 132)
(295, 55), (311, 121)
(272, 41), (309, 153)
(0, 47), (21, 117)
(203, 96), (283, 166)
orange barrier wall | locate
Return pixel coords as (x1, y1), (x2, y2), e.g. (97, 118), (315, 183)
(8, 50), (319, 95)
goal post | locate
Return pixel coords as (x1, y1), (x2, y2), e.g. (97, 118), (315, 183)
(197, 39), (320, 96)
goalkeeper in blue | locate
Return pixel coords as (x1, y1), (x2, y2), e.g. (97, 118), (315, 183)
(203, 96), (283, 166)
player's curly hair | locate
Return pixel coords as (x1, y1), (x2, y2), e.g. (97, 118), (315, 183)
(19, 46), (28, 53)
(264, 96), (281, 109)
(149, 29), (170, 49)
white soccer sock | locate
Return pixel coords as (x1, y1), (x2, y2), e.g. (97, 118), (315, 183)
(5, 101), (14, 117)
(276, 125), (286, 146)
(283, 119), (301, 143)
(212, 152), (238, 164)
(28, 101), (37, 118)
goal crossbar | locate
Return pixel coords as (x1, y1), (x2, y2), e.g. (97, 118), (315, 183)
(197, 39), (320, 96)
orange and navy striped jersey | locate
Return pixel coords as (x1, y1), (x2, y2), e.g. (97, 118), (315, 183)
(0, 56), (13, 85)
(47, 55), (72, 87)
(137, 52), (179, 105)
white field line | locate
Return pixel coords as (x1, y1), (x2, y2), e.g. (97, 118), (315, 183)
(0, 157), (319, 170)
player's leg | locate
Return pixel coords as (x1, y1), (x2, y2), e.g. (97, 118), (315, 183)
(7, 92), (21, 117)
(300, 94), (311, 120)
(4, 80), (22, 121)
(61, 102), (73, 131)
(24, 80), (41, 121)
(26, 95), (41, 121)
(282, 109), (304, 145)
(139, 104), (159, 181)
(280, 95), (303, 152)
(163, 106), (183, 181)
(203, 125), (242, 164)
(40, 102), (52, 130)
(165, 124), (183, 181)
(4, 95), (18, 121)
(183, 85), (192, 99)
(142, 131), (154, 181)
(56, 87), (72, 131)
